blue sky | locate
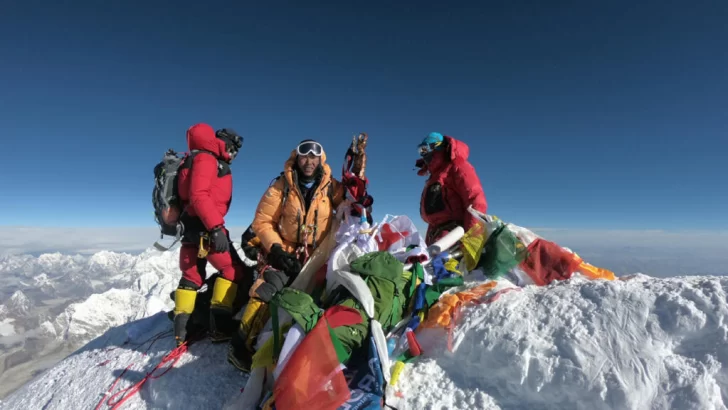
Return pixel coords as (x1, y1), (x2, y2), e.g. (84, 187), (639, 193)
(0, 0), (726, 233)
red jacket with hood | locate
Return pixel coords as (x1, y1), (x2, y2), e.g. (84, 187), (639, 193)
(177, 123), (233, 232)
(418, 136), (487, 244)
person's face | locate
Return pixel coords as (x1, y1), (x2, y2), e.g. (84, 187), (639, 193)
(297, 154), (320, 177)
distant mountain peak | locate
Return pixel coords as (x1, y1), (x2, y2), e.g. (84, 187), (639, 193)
(9, 290), (31, 315)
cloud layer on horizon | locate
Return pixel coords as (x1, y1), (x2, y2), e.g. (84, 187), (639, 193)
(1, 226), (726, 277)
(0, 226), (249, 256)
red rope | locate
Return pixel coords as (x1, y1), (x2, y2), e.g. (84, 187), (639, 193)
(96, 330), (172, 366)
(94, 331), (193, 410)
(479, 287), (522, 305)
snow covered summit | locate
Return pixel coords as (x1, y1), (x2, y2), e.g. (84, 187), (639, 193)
(397, 273), (728, 410)
(7, 291), (31, 317)
(2, 264), (728, 408)
(1, 218), (727, 409)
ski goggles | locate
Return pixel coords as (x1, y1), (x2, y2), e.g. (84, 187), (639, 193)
(418, 141), (442, 156)
(296, 141), (323, 157)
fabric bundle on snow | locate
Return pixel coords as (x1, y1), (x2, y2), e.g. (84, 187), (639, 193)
(420, 281), (498, 329)
(479, 224), (529, 279)
(460, 210), (616, 285)
(519, 238), (582, 286)
(273, 306), (362, 410)
(572, 253), (617, 281)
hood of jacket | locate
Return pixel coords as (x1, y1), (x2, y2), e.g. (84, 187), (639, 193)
(186, 123), (231, 161)
(282, 146), (332, 188)
(417, 135), (470, 176)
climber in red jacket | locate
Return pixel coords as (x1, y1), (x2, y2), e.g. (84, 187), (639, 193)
(416, 132), (488, 246)
(173, 123), (251, 346)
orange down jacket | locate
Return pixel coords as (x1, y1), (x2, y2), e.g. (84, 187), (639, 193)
(252, 148), (345, 254)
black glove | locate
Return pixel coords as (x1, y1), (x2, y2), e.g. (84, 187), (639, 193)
(254, 268), (289, 302)
(210, 226), (229, 253)
(268, 244), (302, 276)
(242, 243), (259, 261)
(240, 226), (259, 260)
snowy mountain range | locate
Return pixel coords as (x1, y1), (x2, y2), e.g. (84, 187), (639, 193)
(1, 230), (728, 409)
(0, 247), (183, 398)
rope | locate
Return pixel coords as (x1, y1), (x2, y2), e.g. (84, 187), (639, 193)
(95, 330), (172, 364)
(95, 331), (202, 410)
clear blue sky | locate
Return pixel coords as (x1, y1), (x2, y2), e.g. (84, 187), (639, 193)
(0, 0), (726, 231)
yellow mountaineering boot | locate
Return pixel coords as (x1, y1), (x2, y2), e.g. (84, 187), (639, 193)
(227, 298), (268, 372)
(173, 287), (198, 346)
(244, 298), (270, 351)
(209, 276), (238, 343)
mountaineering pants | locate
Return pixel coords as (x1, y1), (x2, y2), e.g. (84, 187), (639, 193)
(179, 240), (248, 288)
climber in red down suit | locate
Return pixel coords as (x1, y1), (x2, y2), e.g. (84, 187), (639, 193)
(415, 132), (488, 246)
(173, 123), (253, 346)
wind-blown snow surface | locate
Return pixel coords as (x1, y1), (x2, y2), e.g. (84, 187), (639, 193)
(3, 271), (728, 409)
(397, 274), (728, 410)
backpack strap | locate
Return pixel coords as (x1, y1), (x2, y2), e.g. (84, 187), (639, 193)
(268, 172), (290, 210)
(182, 149), (230, 177)
(280, 173), (290, 210)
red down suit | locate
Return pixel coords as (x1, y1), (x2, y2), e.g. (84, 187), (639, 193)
(176, 123), (246, 288)
(419, 136), (487, 245)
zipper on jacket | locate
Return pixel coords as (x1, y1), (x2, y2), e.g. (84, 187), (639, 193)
(312, 208), (319, 249)
(291, 172), (308, 248)
(297, 177), (329, 248)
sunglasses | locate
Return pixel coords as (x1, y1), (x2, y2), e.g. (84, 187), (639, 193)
(296, 141), (323, 157)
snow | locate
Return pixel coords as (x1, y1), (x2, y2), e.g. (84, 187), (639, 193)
(4, 271), (728, 409)
(33, 252), (84, 274)
(393, 274), (728, 410)
(1, 313), (246, 410)
(39, 321), (57, 338)
(8, 291), (30, 316)
(0, 318), (15, 337)
(55, 289), (150, 345)
(2, 229), (728, 409)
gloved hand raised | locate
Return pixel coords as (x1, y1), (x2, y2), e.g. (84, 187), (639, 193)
(268, 243), (302, 276)
(350, 194), (374, 224)
(251, 268), (289, 302)
(210, 226), (229, 253)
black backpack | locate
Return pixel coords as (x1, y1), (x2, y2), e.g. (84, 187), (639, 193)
(152, 149), (187, 250)
(152, 149), (229, 251)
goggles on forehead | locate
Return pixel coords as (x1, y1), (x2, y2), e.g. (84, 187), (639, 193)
(418, 141), (442, 156)
(216, 129), (243, 151)
(296, 141), (323, 157)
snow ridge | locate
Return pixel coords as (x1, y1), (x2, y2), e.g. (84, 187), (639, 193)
(1, 235), (728, 409)
(8, 291), (31, 316)
(400, 274), (728, 410)
(0, 245), (194, 400)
